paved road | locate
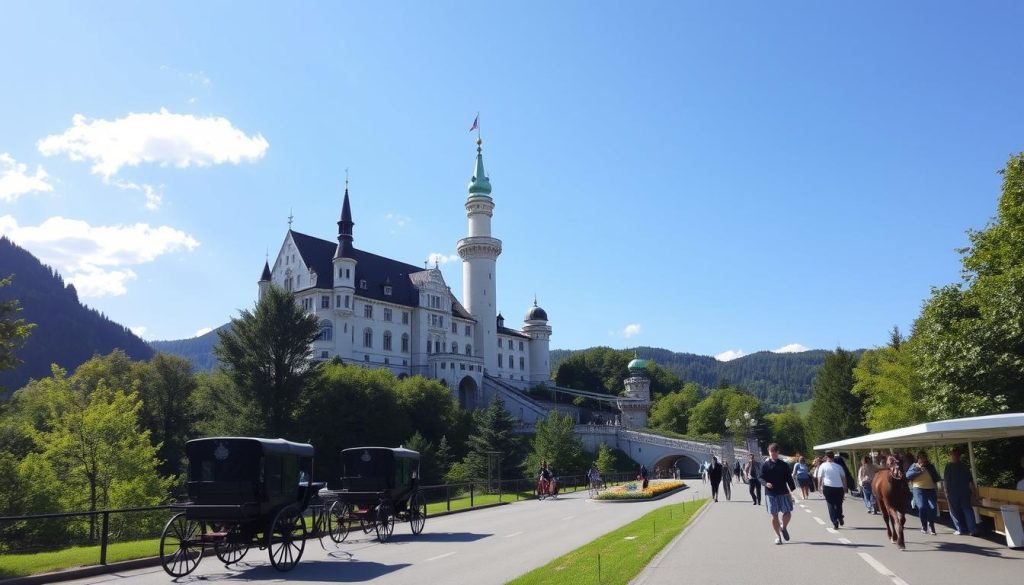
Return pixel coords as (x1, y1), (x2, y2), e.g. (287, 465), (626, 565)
(636, 479), (1024, 585)
(61, 486), (701, 585)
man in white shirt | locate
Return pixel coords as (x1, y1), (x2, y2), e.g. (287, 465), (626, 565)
(816, 451), (848, 529)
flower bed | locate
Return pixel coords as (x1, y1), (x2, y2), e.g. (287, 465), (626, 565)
(594, 479), (686, 501)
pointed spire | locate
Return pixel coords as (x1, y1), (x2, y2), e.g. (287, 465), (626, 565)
(260, 259), (272, 282)
(335, 178), (355, 259)
(467, 138), (492, 196)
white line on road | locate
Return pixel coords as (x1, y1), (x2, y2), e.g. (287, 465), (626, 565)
(804, 508), (812, 513)
(838, 537), (852, 544)
(858, 552), (909, 585)
(505, 531), (524, 538)
(426, 552), (456, 561)
(562, 515), (577, 520)
(813, 517), (825, 525)
(826, 527), (837, 534)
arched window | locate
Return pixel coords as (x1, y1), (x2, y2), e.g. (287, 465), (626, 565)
(383, 331), (393, 351)
(401, 333), (410, 353)
(451, 341), (458, 354)
(465, 344), (472, 356)
(363, 328), (373, 348)
(319, 320), (332, 341)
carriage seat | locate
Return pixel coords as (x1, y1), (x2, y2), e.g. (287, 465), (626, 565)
(974, 487), (1024, 539)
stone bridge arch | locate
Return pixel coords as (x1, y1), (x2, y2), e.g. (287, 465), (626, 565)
(652, 453), (701, 477)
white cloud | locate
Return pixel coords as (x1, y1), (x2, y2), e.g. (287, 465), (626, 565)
(0, 215), (199, 297)
(622, 324), (642, 338)
(427, 252), (460, 265)
(112, 179), (163, 210)
(38, 109), (268, 179)
(773, 343), (809, 353)
(194, 327), (213, 337)
(385, 213), (411, 228)
(0, 153), (53, 202)
(715, 349), (746, 362)
(129, 326), (148, 338)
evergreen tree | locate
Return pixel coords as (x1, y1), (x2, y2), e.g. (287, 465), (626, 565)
(0, 276), (34, 378)
(805, 348), (864, 447)
(404, 432), (438, 484)
(435, 435), (453, 479)
(463, 396), (522, 481)
(213, 285), (320, 436)
(595, 442), (616, 475)
(135, 354), (198, 477)
(524, 411), (586, 477)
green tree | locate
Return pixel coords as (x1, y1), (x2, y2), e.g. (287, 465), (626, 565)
(0, 275), (34, 377)
(687, 387), (761, 436)
(214, 285), (320, 436)
(435, 435), (453, 479)
(192, 370), (255, 437)
(765, 409), (807, 456)
(135, 353), (198, 477)
(405, 432), (439, 484)
(524, 411), (586, 477)
(595, 442), (616, 475)
(805, 348), (864, 448)
(648, 383), (701, 434)
(462, 396), (522, 481)
(852, 341), (928, 433)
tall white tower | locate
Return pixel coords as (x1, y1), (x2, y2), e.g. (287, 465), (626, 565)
(332, 186), (357, 356)
(457, 139), (502, 373)
(523, 298), (552, 384)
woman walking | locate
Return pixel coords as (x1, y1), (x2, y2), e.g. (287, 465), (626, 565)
(792, 456), (812, 500)
(907, 451), (941, 535)
(858, 455), (878, 514)
(709, 456), (724, 502)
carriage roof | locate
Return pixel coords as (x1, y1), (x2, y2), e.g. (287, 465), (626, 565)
(341, 446), (420, 460)
(186, 437), (314, 458)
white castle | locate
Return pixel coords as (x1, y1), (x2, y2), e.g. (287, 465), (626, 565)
(258, 139), (552, 409)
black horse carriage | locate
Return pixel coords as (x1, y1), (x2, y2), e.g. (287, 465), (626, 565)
(159, 437), (319, 576)
(323, 446), (427, 543)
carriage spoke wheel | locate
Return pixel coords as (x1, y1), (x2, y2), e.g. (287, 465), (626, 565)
(375, 501), (395, 543)
(160, 512), (204, 577)
(409, 492), (427, 535)
(327, 500), (352, 543)
(214, 537), (249, 566)
(267, 506), (306, 572)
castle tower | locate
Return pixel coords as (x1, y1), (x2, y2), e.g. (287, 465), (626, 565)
(456, 140), (502, 373)
(617, 355), (653, 428)
(332, 185), (357, 354)
(258, 260), (272, 300)
(523, 298), (552, 385)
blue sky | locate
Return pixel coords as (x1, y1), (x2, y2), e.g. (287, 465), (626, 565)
(1, 1), (1022, 360)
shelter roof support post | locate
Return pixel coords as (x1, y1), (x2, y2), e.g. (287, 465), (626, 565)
(968, 441), (979, 490)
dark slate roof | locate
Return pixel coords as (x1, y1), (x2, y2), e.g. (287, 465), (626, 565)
(450, 295), (474, 320)
(525, 305), (548, 321)
(289, 230), (426, 307)
(498, 325), (531, 340)
(260, 261), (272, 282)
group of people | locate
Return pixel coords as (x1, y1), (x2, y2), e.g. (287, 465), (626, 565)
(755, 444), (987, 544)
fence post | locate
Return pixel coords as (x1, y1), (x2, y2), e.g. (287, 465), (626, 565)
(470, 483), (474, 508)
(446, 485), (451, 512)
(100, 511), (109, 565)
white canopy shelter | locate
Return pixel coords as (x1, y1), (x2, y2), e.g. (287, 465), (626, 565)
(814, 412), (1024, 485)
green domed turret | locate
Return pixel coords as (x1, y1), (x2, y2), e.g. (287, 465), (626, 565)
(467, 139), (492, 197)
(628, 353), (650, 374)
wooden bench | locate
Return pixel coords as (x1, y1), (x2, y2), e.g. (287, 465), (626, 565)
(975, 486), (1024, 537)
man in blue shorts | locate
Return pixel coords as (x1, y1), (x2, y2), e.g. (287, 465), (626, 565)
(760, 443), (797, 544)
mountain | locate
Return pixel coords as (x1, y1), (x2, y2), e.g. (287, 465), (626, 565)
(550, 346), (863, 407)
(0, 237), (154, 397)
(149, 324), (229, 372)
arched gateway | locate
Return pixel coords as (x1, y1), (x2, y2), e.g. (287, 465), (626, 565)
(458, 376), (478, 410)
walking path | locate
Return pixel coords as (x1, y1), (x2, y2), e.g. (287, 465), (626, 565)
(634, 478), (1024, 585)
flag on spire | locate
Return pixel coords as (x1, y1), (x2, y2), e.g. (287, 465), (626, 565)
(469, 114), (479, 132)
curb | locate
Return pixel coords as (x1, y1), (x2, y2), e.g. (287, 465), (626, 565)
(1, 501), (511, 585)
(629, 498), (711, 585)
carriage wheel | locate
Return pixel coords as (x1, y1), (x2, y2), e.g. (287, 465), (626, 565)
(159, 512), (204, 577)
(375, 501), (395, 543)
(409, 492), (427, 535)
(214, 538), (249, 566)
(327, 500), (352, 543)
(267, 506), (306, 572)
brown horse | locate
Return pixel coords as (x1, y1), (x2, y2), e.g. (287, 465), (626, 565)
(872, 455), (909, 549)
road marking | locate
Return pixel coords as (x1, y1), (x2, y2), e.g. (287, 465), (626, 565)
(813, 517), (825, 525)
(562, 515), (576, 520)
(504, 531), (524, 538)
(426, 552), (455, 561)
(858, 552), (909, 585)
(826, 527), (837, 534)
(838, 537), (852, 544)
(804, 508), (812, 513)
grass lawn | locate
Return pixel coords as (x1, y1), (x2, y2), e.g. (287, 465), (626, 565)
(506, 498), (707, 585)
(0, 538), (161, 580)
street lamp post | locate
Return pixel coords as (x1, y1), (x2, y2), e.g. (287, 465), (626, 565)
(725, 411), (758, 470)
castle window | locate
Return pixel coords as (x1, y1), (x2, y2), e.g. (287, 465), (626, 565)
(359, 279), (367, 289)
(520, 356), (525, 370)
(338, 268), (343, 278)
(364, 304), (373, 319)
(508, 355), (514, 368)
(401, 333), (409, 353)
(383, 331), (393, 351)
(497, 339), (502, 349)
(346, 269), (351, 278)
(460, 364), (465, 370)
(465, 325), (471, 336)
(402, 311), (409, 324)
(441, 362), (446, 370)
(364, 354), (370, 362)
(519, 341), (524, 351)
(321, 351), (329, 359)
(335, 295), (341, 308)
(384, 357), (389, 365)
(384, 285), (392, 296)
(321, 295), (330, 309)
(345, 295), (350, 308)
(363, 328), (373, 348)
(434, 340), (441, 353)
(439, 316), (444, 327)
(384, 308), (392, 322)
(451, 342), (458, 353)
(451, 322), (457, 334)
(318, 320), (332, 341)
(508, 340), (513, 350)
(498, 353), (503, 366)
(465, 344), (472, 356)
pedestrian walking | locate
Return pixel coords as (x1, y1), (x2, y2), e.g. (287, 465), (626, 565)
(734, 460), (742, 483)
(723, 461), (733, 500)
(709, 456), (724, 502)
(816, 451), (848, 529)
(942, 447), (977, 536)
(745, 452), (762, 505)
(639, 464), (650, 490)
(858, 455), (878, 514)
(792, 456), (812, 500)
(907, 450), (941, 535)
(760, 443), (796, 544)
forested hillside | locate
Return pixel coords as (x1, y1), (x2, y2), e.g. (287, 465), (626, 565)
(550, 346), (859, 406)
(149, 325), (228, 372)
(0, 237), (154, 396)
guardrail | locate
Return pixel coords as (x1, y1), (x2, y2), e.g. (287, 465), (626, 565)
(0, 472), (639, 572)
